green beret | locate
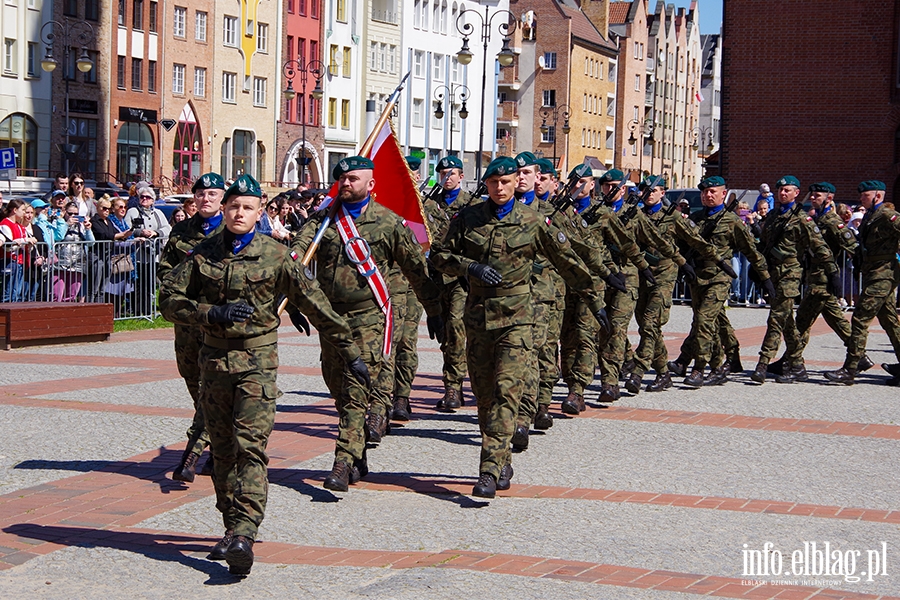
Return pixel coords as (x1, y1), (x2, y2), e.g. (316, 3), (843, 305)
(598, 168), (624, 184)
(192, 172), (225, 193)
(640, 175), (666, 191)
(436, 155), (463, 172)
(776, 175), (800, 189)
(858, 180), (886, 193)
(405, 156), (421, 170)
(536, 158), (557, 178)
(223, 174), (262, 202)
(808, 182), (835, 194)
(482, 156), (518, 181)
(515, 151), (538, 168)
(698, 175), (726, 190)
(569, 163), (593, 180)
(332, 156), (374, 180)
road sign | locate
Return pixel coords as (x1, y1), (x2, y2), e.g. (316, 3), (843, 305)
(0, 148), (16, 171)
(0, 169), (16, 181)
(159, 119), (177, 131)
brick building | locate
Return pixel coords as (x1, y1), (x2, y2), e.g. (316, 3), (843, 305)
(721, 0), (900, 201)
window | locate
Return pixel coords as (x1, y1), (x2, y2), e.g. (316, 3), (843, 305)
(308, 95), (317, 125)
(432, 1), (439, 32)
(288, 0), (294, 13)
(298, 0), (306, 15)
(298, 38), (307, 64)
(389, 45), (397, 74)
(450, 57), (460, 83)
(336, 0), (346, 22)
(598, 61), (603, 80)
(412, 98), (424, 127)
(609, 61), (616, 80)
(634, 74), (640, 91)
(342, 46), (351, 77)
(223, 16), (238, 47)
(606, 96), (615, 117)
(433, 54), (443, 80)
(117, 56), (126, 88)
(633, 105), (639, 121)
(542, 90), (556, 107)
(327, 98), (337, 127)
(311, 0), (318, 18)
(148, 1), (157, 31)
(606, 130), (614, 150)
(133, 0), (143, 30)
(253, 77), (266, 107)
(414, 0), (422, 28)
(131, 58), (142, 90)
(543, 52), (556, 70)
(195, 11), (207, 41)
(148, 60), (156, 92)
(329, 44), (338, 75)
(634, 41), (640, 59)
(422, 0), (428, 29)
(378, 43), (386, 72)
(118, 0), (126, 26)
(173, 7), (185, 37)
(26, 42), (37, 77)
(0, 114), (39, 174)
(3, 39), (15, 74)
(194, 67), (205, 97)
(222, 71), (236, 102)
(172, 64), (185, 94)
(584, 57), (588, 76)
(413, 51), (424, 78)
(86, 0), (100, 21)
(257, 23), (268, 52)
(341, 99), (350, 128)
(541, 125), (555, 144)
(309, 40), (317, 65)
(370, 42), (377, 70)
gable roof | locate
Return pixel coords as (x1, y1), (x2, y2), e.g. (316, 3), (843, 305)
(609, 1), (632, 25)
(561, 4), (618, 52)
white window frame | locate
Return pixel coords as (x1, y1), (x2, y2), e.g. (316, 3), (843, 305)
(543, 52), (556, 70)
(257, 23), (268, 53)
(223, 16), (238, 47)
(412, 98), (424, 127)
(3, 39), (15, 74)
(253, 77), (266, 107)
(172, 63), (185, 94)
(194, 66), (206, 97)
(432, 54), (443, 81)
(413, 51), (424, 78)
(173, 6), (186, 38)
(222, 71), (236, 103)
(195, 11), (207, 42)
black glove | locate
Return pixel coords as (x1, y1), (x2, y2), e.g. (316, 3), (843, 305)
(679, 263), (696, 283)
(467, 262), (503, 285)
(287, 306), (311, 336)
(827, 270), (843, 299)
(603, 272), (628, 293)
(762, 278), (777, 300)
(427, 314), (445, 344)
(639, 267), (657, 286)
(347, 356), (371, 389)
(718, 259), (738, 279)
(207, 301), (255, 324)
(594, 307), (611, 335)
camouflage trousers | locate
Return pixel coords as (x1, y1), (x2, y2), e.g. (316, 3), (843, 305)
(758, 287), (801, 364)
(467, 323), (533, 480)
(174, 324), (209, 457)
(394, 288), (422, 399)
(599, 267), (639, 386)
(633, 266), (677, 377)
(200, 363), (279, 540)
(441, 279), (468, 391)
(843, 278), (900, 369)
(517, 300), (555, 427)
(371, 290), (409, 414)
(321, 307), (386, 464)
(540, 293), (565, 406)
(687, 280), (738, 369)
(561, 290), (599, 395)
(789, 285), (851, 364)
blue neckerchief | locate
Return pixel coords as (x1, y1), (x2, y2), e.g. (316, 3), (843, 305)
(575, 196), (591, 214)
(706, 204), (725, 217)
(493, 198), (515, 220)
(230, 230), (255, 254)
(201, 213), (223, 235)
(343, 195), (370, 219)
(779, 201), (795, 215)
(610, 198), (624, 213)
(647, 202), (663, 215)
(517, 190), (535, 206)
(820, 204), (832, 216)
(444, 187), (461, 205)
(537, 190), (550, 202)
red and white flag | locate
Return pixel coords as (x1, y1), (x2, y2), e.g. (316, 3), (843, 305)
(695, 90), (705, 103)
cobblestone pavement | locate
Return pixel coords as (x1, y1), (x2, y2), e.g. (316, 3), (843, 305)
(1, 307), (899, 599)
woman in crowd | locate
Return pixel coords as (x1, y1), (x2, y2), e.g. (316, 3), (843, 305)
(21, 203), (49, 301)
(68, 172), (95, 219)
(53, 201), (94, 302)
(124, 185), (170, 316)
(182, 198), (197, 218)
(99, 198), (138, 316)
(169, 207), (187, 225)
(1, 199), (36, 302)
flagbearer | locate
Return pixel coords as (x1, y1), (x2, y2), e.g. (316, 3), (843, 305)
(292, 157), (445, 491)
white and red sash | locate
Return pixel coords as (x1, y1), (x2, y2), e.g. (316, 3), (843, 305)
(335, 204), (393, 356)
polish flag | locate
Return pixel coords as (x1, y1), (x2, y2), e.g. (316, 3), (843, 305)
(695, 90), (705, 103)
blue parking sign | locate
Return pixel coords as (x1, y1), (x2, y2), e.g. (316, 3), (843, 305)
(0, 148), (15, 170)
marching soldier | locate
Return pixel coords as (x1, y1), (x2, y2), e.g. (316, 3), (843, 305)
(825, 180), (900, 385)
(159, 174), (368, 576)
(157, 172), (226, 482)
(751, 176), (840, 384)
(292, 157), (444, 491)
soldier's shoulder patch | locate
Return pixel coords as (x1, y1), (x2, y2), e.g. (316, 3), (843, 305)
(837, 223), (844, 229)
(813, 226), (820, 233)
(844, 231), (853, 239)
(557, 231), (567, 243)
(806, 216), (813, 221)
(545, 217), (552, 226)
(401, 218), (408, 226)
(892, 215), (898, 222)
(581, 218), (588, 228)
(428, 213), (434, 222)
(681, 212), (688, 218)
(290, 250), (299, 261)
(186, 249), (194, 256)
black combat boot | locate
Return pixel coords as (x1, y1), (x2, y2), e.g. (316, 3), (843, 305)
(646, 371), (672, 392)
(366, 412), (388, 444)
(472, 473), (497, 498)
(824, 367), (856, 385)
(511, 424), (529, 451)
(667, 354), (689, 376)
(436, 388), (463, 411)
(857, 354), (875, 372)
(767, 356), (786, 377)
(726, 350), (744, 373)
(624, 373), (642, 394)
(225, 535), (254, 576)
(207, 529), (234, 561)
(172, 450), (199, 483)
(497, 464), (514, 491)
(391, 396), (412, 421)
(705, 365), (728, 386)
(561, 391), (582, 415)
(684, 368), (704, 388)
(882, 363), (900, 378)
(598, 383), (619, 403)
(324, 460), (352, 492)
(750, 362), (767, 384)
(534, 404), (553, 430)
(790, 361), (808, 382)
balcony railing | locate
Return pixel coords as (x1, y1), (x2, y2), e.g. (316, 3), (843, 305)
(498, 64), (520, 87)
(496, 101), (518, 123)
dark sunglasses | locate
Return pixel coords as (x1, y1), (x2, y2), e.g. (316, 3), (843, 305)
(66, 212), (79, 216)
(73, 180), (85, 185)
(139, 195), (154, 200)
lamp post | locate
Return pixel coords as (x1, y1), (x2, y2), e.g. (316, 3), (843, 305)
(40, 18), (95, 176)
(691, 126), (715, 156)
(455, 7), (517, 181)
(432, 83), (470, 156)
(538, 103), (570, 167)
(627, 118), (655, 177)
(282, 59), (324, 186)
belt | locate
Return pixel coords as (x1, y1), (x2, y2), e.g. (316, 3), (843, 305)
(331, 298), (377, 313)
(469, 283), (530, 298)
(203, 331), (278, 350)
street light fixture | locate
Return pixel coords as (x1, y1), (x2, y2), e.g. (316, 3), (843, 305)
(456, 7), (518, 181)
(691, 126), (715, 155)
(433, 83), (470, 156)
(628, 118), (655, 176)
(538, 103), (570, 167)
(283, 58), (325, 186)
(40, 18), (95, 175)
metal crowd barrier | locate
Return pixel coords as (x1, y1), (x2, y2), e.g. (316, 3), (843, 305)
(2, 238), (163, 321)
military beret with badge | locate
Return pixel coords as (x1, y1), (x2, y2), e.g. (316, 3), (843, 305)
(332, 156), (374, 181)
(639, 175), (666, 191)
(698, 175), (726, 190)
(436, 155), (463, 172)
(192, 172), (225, 193)
(569, 163), (593, 180)
(857, 180), (886, 193)
(223, 173), (262, 202)
(598, 168), (624, 184)
(405, 155), (422, 170)
(808, 182), (835, 194)
(776, 175), (800, 189)
(536, 158), (557, 178)
(482, 156), (518, 180)
(515, 151), (538, 168)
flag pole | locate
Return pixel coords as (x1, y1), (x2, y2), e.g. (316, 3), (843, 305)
(300, 71), (411, 267)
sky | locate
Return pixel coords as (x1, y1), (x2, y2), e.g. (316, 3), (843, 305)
(697, 0), (723, 34)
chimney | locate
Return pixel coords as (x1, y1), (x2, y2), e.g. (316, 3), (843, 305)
(582, 0), (610, 37)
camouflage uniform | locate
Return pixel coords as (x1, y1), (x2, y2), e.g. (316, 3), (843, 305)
(688, 207), (769, 370)
(757, 206), (836, 364)
(431, 200), (604, 480)
(157, 213), (225, 460)
(634, 206), (718, 378)
(159, 232), (359, 541)
(789, 206), (856, 363)
(292, 201), (441, 465)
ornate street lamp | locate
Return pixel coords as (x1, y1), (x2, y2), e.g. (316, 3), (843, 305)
(283, 59), (325, 185)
